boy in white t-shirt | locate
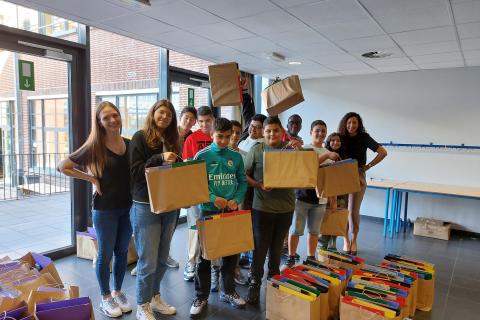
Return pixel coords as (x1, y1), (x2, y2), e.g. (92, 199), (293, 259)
(284, 120), (340, 268)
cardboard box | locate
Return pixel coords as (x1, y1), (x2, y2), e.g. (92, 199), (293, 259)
(413, 218), (451, 241)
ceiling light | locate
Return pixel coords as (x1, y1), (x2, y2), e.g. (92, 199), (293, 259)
(117, 0), (151, 8)
(362, 51), (393, 59)
(269, 52), (285, 62)
(289, 61), (302, 65)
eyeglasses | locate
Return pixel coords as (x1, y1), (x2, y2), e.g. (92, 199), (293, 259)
(250, 124), (263, 130)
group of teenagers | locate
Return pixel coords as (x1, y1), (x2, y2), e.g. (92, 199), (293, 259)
(57, 99), (387, 320)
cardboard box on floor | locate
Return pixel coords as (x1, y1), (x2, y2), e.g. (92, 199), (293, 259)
(413, 217), (451, 241)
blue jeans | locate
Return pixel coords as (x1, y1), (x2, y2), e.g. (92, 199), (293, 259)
(290, 200), (326, 236)
(92, 207), (132, 296)
(130, 202), (177, 305)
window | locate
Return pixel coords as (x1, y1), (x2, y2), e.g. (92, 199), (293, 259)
(29, 98), (69, 168)
(0, 0), (81, 42)
(98, 93), (157, 138)
(0, 100), (15, 156)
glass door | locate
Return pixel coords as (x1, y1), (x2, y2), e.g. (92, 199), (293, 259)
(0, 49), (73, 258)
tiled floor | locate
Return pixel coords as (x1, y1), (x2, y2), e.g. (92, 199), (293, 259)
(0, 193), (71, 258)
(50, 218), (480, 320)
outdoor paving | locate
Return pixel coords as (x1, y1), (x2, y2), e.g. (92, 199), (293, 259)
(0, 193), (72, 258)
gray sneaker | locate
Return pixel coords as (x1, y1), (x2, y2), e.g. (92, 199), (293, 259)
(166, 255), (179, 268)
(220, 291), (246, 309)
(184, 262), (195, 282)
(113, 292), (132, 313)
(100, 298), (122, 318)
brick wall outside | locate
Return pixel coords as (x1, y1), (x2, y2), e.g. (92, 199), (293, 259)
(0, 27), (213, 157)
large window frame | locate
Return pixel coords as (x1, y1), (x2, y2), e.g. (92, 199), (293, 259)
(0, 24), (91, 259)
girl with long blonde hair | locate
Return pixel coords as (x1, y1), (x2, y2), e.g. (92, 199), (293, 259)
(57, 101), (133, 318)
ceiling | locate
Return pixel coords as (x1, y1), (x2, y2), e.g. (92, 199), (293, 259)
(7, 0), (480, 79)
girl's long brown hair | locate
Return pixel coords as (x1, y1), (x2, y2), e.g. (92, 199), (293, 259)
(70, 101), (121, 178)
(143, 99), (180, 154)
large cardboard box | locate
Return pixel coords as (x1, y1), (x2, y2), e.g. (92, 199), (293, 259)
(413, 217), (451, 241)
(208, 62), (243, 107)
(262, 75), (304, 116)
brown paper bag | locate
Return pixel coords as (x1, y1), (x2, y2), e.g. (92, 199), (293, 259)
(76, 233), (97, 260)
(320, 208), (349, 237)
(208, 62), (243, 107)
(266, 281), (321, 320)
(416, 276), (434, 311)
(19, 252), (62, 286)
(340, 298), (401, 320)
(12, 273), (58, 301)
(27, 285), (79, 313)
(263, 150), (318, 189)
(146, 160), (209, 214)
(317, 159), (360, 197)
(317, 255), (364, 272)
(197, 211), (254, 260)
(0, 295), (24, 313)
(262, 75), (304, 116)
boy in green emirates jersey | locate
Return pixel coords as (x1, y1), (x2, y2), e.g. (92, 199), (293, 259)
(190, 117), (247, 317)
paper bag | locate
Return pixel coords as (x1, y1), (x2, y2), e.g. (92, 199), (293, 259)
(266, 281), (321, 320)
(320, 208), (349, 237)
(27, 285), (79, 313)
(146, 160), (209, 214)
(263, 150), (318, 189)
(197, 211), (254, 260)
(340, 298), (401, 320)
(76, 232), (97, 260)
(317, 159), (360, 197)
(208, 62), (243, 107)
(0, 294), (24, 314)
(416, 276), (434, 311)
(262, 75), (304, 116)
(35, 296), (94, 320)
(12, 273), (58, 302)
(19, 253), (62, 286)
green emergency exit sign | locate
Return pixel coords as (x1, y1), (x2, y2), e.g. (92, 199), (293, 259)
(18, 60), (35, 91)
(188, 88), (194, 107)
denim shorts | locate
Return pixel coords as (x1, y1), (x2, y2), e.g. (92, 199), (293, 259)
(290, 199), (326, 236)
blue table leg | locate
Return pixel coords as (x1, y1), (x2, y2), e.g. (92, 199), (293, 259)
(403, 192), (409, 233)
(383, 188), (391, 237)
(396, 191), (403, 233)
(390, 190), (397, 238)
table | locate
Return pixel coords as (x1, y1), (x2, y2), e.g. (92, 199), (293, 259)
(366, 179), (404, 237)
(391, 181), (480, 238)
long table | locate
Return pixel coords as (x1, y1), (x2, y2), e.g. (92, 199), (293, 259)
(367, 179), (480, 238)
(366, 179), (403, 237)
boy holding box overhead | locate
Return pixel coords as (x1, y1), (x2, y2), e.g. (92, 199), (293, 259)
(190, 118), (248, 317)
(243, 116), (297, 305)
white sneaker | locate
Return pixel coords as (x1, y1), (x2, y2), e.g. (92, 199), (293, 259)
(131, 265), (137, 276)
(190, 298), (208, 317)
(100, 298), (122, 318)
(113, 292), (132, 313)
(151, 294), (176, 315)
(136, 303), (156, 320)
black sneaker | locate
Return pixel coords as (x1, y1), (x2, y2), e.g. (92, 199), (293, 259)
(190, 298), (207, 317)
(281, 256), (296, 270)
(220, 291), (246, 309)
(247, 283), (260, 305)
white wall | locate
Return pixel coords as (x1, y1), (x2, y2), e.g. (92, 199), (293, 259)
(279, 67), (480, 232)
